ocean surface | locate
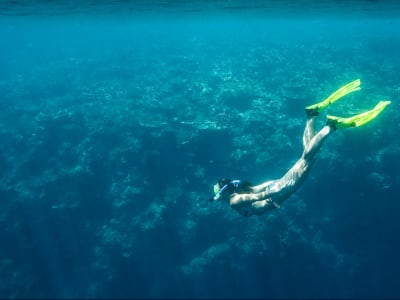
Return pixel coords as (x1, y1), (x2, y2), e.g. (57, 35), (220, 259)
(1, 0), (400, 298)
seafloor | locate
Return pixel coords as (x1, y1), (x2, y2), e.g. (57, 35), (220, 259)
(0, 15), (400, 298)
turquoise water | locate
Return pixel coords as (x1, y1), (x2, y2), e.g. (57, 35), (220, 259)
(1, 1), (400, 298)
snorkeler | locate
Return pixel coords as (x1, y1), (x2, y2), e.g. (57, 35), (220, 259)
(210, 79), (391, 217)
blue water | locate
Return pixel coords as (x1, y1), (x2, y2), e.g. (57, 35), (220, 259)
(1, 1), (400, 298)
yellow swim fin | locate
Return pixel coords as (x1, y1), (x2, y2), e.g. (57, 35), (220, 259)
(306, 79), (361, 116)
(326, 100), (391, 129)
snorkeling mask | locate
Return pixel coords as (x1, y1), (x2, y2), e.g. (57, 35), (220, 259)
(211, 180), (231, 201)
(213, 183), (220, 195)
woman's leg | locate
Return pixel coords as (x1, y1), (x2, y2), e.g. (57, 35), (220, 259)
(252, 116), (317, 194)
(270, 124), (333, 204)
(303, 116), (317, 149)
(252, 123), (334, 205)
(302, 124), (332, 161)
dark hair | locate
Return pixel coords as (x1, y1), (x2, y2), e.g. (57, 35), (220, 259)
(217, 178), (254, 194)
(218, 178), (231, 187)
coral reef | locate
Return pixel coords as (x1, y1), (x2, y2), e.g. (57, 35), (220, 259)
(0, 14), (400, 298)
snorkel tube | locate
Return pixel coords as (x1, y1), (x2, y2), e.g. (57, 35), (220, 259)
(210, 179), (243, 202)
(211, 182), (229, 201)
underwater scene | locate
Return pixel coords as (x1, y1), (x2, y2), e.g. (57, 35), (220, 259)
(1, 0), (400, 298)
